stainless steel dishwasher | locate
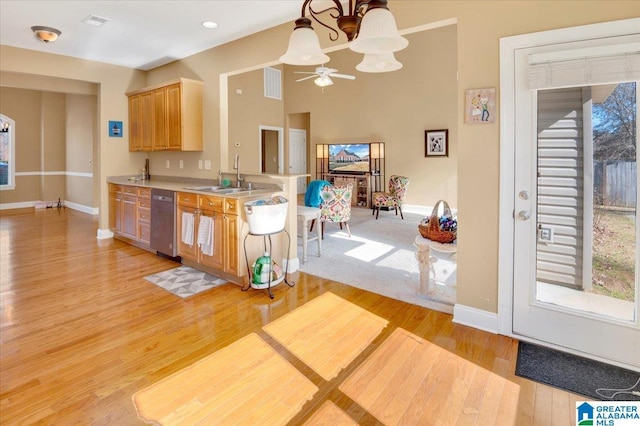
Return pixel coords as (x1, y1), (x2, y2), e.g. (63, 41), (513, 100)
(150, 189), (177, 258)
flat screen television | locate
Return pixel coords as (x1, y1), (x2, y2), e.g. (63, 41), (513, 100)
(328, 143), (370, 174)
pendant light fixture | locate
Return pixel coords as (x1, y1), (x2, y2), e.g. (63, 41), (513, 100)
(279, 0), (407, 73)
(31, 26), (62, 43)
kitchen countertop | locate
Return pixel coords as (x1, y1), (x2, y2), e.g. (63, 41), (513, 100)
(107, 175), (282, 199)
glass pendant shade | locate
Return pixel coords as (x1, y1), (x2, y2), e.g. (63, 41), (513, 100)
(314, 75), (334, 87)
(279, 27), (330, 66)
(356, 52), (403, 73)
(349, 8), (408, 54)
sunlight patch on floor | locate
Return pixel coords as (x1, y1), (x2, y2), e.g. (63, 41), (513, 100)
(330, 233), (394, 262)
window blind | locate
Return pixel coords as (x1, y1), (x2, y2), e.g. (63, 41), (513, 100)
(528, 45), (640, 90)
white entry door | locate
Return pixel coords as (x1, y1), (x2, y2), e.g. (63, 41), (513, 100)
(289, 128), (307, 194)
(508, 28), (640, 370)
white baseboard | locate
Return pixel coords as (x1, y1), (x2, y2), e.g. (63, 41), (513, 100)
(0, 201), (36, 210)
(284, 257), (299, 273)
(96, 228), (114, 239)
(0, 200), (97, 215)
(452, 304), (499, 334)
(65, 200), (98, 215)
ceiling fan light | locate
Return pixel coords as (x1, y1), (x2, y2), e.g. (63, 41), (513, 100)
(280, 27), (330, 66)
(31, 26), (61, 43)
(349, 8), (408, 54)
(314, 75), (334, 87)
(356, 53), (403, 73)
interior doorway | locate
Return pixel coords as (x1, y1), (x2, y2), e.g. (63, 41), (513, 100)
(289, 128), (307, 195)
(259, 126), (283, 174)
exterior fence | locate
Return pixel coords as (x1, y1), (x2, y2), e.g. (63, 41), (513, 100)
(594, 161), (637, 208)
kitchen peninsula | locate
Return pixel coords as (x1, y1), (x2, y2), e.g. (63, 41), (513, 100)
(106, 173), (305, 286)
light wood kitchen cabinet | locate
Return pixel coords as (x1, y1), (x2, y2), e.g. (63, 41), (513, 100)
(177, 192), (242, 278)
(126, 78), (203, 152)
(128, 92), (154, 152)
(137, 187), (151, 245)
(109, 184), (122, 232)
(108, 183), (151, 248)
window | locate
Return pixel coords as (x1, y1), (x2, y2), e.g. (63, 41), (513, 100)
(0, 114), (15, 190)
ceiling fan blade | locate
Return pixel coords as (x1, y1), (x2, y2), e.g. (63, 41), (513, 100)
(296, 75), (317, 82)
(329, 73), (356, 80)
(294, 71), (316, 75)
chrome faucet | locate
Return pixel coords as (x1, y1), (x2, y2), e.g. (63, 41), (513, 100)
(233, 154), (244, 188)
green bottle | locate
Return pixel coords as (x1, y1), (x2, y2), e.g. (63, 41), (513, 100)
(252, 252), (271, 284)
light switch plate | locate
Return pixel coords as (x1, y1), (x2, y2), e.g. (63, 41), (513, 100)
(204, 160), (211, 170)
(165, 160), (170, 169)
(198, 160), (203, 169)
(179, 160), (184, 169)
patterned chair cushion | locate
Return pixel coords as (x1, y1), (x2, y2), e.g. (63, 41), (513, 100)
(372, 175), (410, 208)
(320, 184), (352, 223)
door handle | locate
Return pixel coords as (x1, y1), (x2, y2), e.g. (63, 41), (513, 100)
(518, 211), (530, 221)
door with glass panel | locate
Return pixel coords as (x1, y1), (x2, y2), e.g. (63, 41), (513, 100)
(512, 38), (640, 370)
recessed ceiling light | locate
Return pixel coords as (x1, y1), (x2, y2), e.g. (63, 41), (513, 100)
(83, 15), (109, 27)
(202, 21), (218, 29)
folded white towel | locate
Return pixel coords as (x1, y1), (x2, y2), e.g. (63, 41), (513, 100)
(181, 212), (195, 246)
(198, 215), (214, 257)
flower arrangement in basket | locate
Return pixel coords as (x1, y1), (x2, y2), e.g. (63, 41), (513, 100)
(418, 200), (457, 243)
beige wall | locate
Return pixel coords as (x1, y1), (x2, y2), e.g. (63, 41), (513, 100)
(0, 87), (43, 203)
(0, 86), (97, 209)
(283, 25), (458, 207)
(66, 94), (97, 208)
(1, 1), (637, 314)
(228, 65), (285, 173)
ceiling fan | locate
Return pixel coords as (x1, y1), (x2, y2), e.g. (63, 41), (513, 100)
(294, 66), (356, 87)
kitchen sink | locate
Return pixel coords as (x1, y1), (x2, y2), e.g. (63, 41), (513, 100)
(184, 186), (251, 194)
(213, 188), (250, 194)
(184, 185), (221, 192)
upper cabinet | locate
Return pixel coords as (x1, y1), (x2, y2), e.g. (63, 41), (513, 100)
(127, 78), (203, 152)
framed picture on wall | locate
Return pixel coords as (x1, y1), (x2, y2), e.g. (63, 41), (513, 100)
(425, 129), (448, 157)
(465, 88), (496, 123)
(109, 120), (123, 137)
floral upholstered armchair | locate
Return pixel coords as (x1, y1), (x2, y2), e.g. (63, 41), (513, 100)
(319, 183), (352, 239)
(371, 175), (410, 220)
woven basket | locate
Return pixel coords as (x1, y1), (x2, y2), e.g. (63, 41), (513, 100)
(418, 200), (457, 243)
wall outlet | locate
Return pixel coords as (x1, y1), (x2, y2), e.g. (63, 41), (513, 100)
(198, 160), (203, 169)
(165, 160), (170, 169)
(179, 160), (184, 169)
(204, 160), (211, 170)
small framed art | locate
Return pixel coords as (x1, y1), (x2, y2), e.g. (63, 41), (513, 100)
(425, 129), (448, 157)
(109, 120), (123, 137)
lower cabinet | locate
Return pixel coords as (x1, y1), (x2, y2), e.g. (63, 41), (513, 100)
(108, 183), (151, 248)
(176, 192), (241, 278)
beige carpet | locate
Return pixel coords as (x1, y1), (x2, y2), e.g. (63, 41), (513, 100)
(133, 333), (317, 425)
(263, 292), (388, 381)
(297, 207), (457, 312)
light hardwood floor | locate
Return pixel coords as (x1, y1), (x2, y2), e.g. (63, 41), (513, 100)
(0, 208), (582, 425)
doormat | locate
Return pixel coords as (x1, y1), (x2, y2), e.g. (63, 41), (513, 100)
(144, 266), (227, 298)
(515, 341), (640, 401)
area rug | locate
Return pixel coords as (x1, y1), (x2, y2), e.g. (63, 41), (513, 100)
(297, 207), (457, 312)
(515, 341), (640, 401)
(263, 292), (388, 381)
(144, 266), (227, 298)
(133, 333), (318, 425)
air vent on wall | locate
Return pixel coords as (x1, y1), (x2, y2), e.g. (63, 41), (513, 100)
(264, 67), (282, 100)
(82, 15), (109, 27)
